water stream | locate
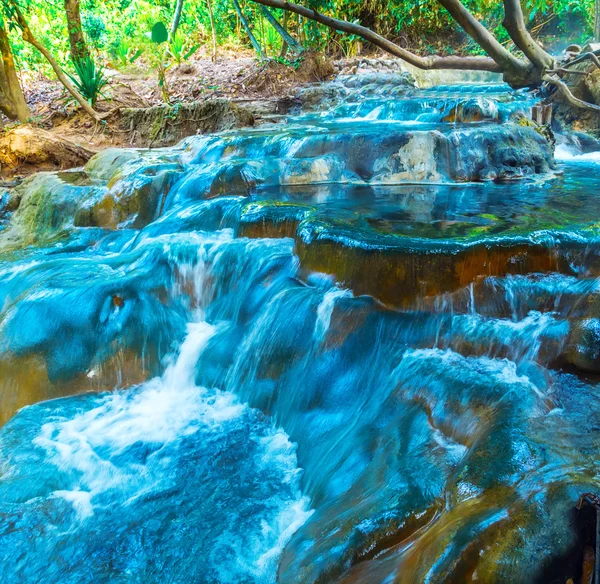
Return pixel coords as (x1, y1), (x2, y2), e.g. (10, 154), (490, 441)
(1, 72), (600, 583)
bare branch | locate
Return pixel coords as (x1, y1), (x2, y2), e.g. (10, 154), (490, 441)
(562, 51), (600, 70)
(247, 0), (503, 72)
(546, 68), (589, 76)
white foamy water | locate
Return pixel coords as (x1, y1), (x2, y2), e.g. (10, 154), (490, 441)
(555, 142), (600, 162)
(313, 286), (353, 343)
(26, 317), (312, 581)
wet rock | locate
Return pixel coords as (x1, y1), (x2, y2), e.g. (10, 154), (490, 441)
(0, 172), (108, 248)
(565, 318), (600, 372)
(442, 97), (500, 123)
(374, 131), (445, 182)
(85, 148), (141, 181)
(169, 123), (555, 205)
(298, 72), (415, 111)
(239, 200), (312, 239)
(74, 164), (182, 229)
(296, 221), (572, 307)
(449, 123), (554, 181)
(0, 160), (180, 247)
(0, 250), (189, 425)
(0, 349), (149, 427)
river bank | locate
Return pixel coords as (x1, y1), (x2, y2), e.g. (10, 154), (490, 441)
(0, 51), (336, 178)
(0, 51), (523, 180)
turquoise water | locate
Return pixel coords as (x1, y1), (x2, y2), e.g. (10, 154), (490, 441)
(0, 75), (599, 583)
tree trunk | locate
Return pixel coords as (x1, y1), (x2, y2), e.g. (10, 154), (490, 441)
(0, 21), (29, 121)
(260, 6), (303, 54)
(170, 0), (185, 40)
(63, 0), (90, 64)
(206, 0), (218, 62)
(8, 1), (100, 120)
(280, 11), (289, 57)
(232, 0), (264, 58)
(502, 0), (553, 70)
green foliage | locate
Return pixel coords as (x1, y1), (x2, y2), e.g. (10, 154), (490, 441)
(67, 55), (108, 106)
(168, 34), (200, 65)
(109, 37), (143, 66)
(0, 0), (596, 78)
(82, 12), (107, 48)
(273, 55), (304, 69)
(254, 14), (281, 55)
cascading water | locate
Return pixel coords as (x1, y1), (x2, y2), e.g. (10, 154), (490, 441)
(1, 71), (600, 583)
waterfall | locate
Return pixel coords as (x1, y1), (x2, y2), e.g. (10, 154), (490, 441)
(1, 71), (600, 583)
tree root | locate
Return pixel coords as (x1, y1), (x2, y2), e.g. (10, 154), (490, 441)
(543, 74), (600, 113)
(546, 68), (589, 76)
(561, 51), (600, 71)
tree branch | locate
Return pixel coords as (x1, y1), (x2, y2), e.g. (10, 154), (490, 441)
(562, 51), (600, 70)
(233, 0), (264, 58)
(247, 0), (503, 72)
(502, 0), (553, 69)
(260, 5), (304, 54)
(436, 0), (530, 75)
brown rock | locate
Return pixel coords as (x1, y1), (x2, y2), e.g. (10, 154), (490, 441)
(0, 125), (94, 173)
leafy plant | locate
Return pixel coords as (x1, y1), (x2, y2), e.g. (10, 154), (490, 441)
(273, 55), (304, 70)
(149, 21), (170, 103)
(82, 12), (107, 49)
(67, 56), (108, 106)
(110, 37), (143, 67)
(168, 34), (200, 65)
(151, 21), (169, 44)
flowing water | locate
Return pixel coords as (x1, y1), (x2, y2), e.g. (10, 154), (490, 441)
(1, 72), (600, 583)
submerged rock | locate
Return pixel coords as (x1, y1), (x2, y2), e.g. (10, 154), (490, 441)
(0, 235), (199, 424)
(296, 223), (578, 307)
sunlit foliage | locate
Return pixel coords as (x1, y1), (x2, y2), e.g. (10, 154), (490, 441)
(2, 0), (596, 76)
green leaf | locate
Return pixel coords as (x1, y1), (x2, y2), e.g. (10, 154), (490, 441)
(151, 22), (168, 44)
(183, 44), (200, 61)
(129, 49), (143, 63)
